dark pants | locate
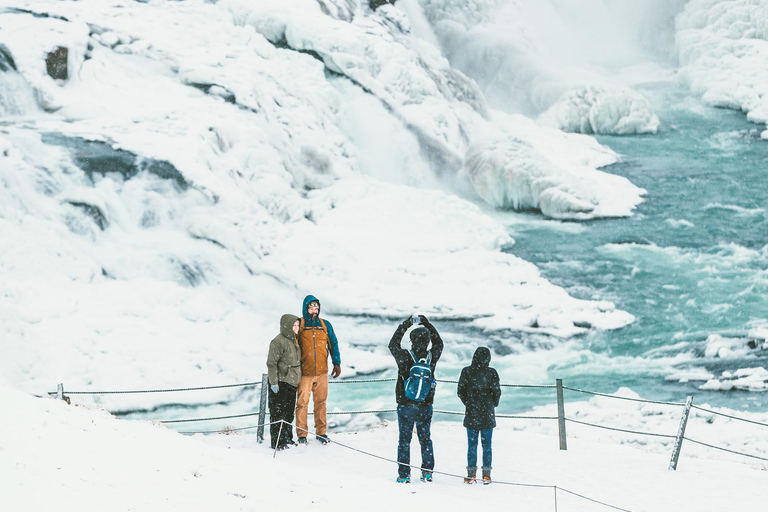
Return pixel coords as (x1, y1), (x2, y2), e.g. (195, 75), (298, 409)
(397, 404), (434, 478)
(467, 428), (493, 468)
(268, 382), (297, 449)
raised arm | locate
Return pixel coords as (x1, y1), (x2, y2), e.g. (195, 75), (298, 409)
(389, 318), (411, 362)
(419, 315), (444, 362)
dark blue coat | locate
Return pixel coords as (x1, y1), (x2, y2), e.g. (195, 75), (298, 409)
(457, 347), (501, 430)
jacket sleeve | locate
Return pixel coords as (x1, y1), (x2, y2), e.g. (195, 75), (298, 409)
(491, 368), (502, 407)
(324, 319), (342, 367)
(424, 321), (444, 363)
(457, 368), (469, 406)
(265, 339), (282, 386)
(388, 322), (409, 364)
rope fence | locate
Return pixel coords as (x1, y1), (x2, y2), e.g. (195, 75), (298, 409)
(49, 376), (768, 471)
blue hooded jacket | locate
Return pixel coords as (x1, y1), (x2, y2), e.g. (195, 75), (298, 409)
(301, 295), (341, 367)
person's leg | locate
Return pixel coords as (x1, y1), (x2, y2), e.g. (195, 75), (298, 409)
(276, 384), (297, 447)
(313, 374), (328, 437)
(268, 385), (279, 448)
(283, 383), (297, 445)
(397, 405), (416, 479)
(295, 376), (313, 440)
(480, 428), (493, 469)
(414, 405), (434, 472)
(466, 428), (479, 469)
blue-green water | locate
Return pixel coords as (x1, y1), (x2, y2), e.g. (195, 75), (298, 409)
(502, 85), (768, 411)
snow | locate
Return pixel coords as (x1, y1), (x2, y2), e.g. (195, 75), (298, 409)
(4, 384), (768, 511)
(0, 0), (644, 400)
(538, 84), (660, 135)
(676, 0), (768, 135)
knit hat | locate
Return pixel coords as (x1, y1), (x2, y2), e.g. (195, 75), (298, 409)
(409, 327), (431, 354)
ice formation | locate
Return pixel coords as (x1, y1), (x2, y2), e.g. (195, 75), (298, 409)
(676, 0), (768, 137)
(538, 84), (660, 135)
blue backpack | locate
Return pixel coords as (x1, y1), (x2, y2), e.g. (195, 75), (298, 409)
(404, 351), (435, 402)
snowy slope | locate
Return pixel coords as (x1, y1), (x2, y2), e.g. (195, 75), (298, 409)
(3, 386), (768, 512)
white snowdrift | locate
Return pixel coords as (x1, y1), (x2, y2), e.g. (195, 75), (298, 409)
(3, 385), (768, 512)
(676, 0), (768, 137)
(538, 84), (660, 135)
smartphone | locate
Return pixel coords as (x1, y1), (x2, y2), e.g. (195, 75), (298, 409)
(411, 315), (420, 325)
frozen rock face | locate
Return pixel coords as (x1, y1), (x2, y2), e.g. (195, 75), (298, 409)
(676, 0), (768, 137)
(0, 44), (39, 115)
(464, 135), (645, 219)
(538, 84), (660, 135)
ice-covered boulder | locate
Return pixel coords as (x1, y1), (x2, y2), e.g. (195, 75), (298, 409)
(464, 135), (645, 219)
(538, 84), (660, 135)
(676, 0), (768, 136)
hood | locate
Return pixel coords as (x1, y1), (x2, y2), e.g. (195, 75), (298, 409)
(471, 347), (491, 368)
(302, 294), (320, 321)
(280, 313), (300, 339)
(409, 327), (431, 357)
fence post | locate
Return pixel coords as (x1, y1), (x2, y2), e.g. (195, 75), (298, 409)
(669, 395), (693, 471)
(57, 383), (64, 400)
(257, 373), (269, 443)
(556, 378), (567, 451)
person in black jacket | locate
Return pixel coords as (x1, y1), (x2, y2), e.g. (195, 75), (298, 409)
(457, 347), (501, 484)
(389, 315), (444, 483)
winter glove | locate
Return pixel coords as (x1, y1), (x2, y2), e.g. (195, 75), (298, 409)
(331, 365), (342, 379)
(271, 384), (279, 394)
(418, 314), (429, 326)
(399, 317), (412, 330)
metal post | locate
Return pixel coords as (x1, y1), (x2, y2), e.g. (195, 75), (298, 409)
(556, 379), (567, 450)
(57, 383), (64, 401)
(257, 373), (269, 443)
(669, 395), (693, 471)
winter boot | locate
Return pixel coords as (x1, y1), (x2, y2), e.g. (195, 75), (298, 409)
(420, 470), (433, 482)
(297, 437), (307, 444)
(396, 476), (410, 483)
(464, 466), (477, 484)
(482, 466), (492, 485)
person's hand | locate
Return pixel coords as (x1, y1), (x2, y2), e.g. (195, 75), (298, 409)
(331, 365), (341, 379)
(400, 317), (412, 329)
(270, 384), (279, 394)
(418, 314), (429, 325)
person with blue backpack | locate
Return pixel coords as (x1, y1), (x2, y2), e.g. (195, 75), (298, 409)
(389, 314), (444, 483)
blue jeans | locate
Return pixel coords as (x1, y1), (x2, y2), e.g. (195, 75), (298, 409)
(397, 404), (434, 478)
(467, 428), (493, 468)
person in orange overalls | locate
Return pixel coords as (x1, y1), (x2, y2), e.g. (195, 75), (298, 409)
(295, 295), (341, 444)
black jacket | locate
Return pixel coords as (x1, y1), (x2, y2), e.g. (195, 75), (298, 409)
(457, 347), (501, 430)
(389, 320), (444, 406)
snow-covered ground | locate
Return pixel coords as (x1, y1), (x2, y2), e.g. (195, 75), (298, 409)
(3, 385), (768, 512)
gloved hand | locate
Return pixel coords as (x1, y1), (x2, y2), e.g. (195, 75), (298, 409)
(331, 365), (341, 379)
(271, 384), (279, 394)
(400, 317), (412, 330)
(418, 314), (429, 325)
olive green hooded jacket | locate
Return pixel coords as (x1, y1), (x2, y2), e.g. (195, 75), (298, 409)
(266, 314), (301, 387)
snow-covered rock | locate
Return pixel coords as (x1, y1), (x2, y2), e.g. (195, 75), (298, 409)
(538, 84), (660, 135)
(676, 0), (768, 136)
(464, 134), (645, 219)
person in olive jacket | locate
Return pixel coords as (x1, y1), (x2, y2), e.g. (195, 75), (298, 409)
(266, 313), (301, 450)
(457, 347), (501, 484)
